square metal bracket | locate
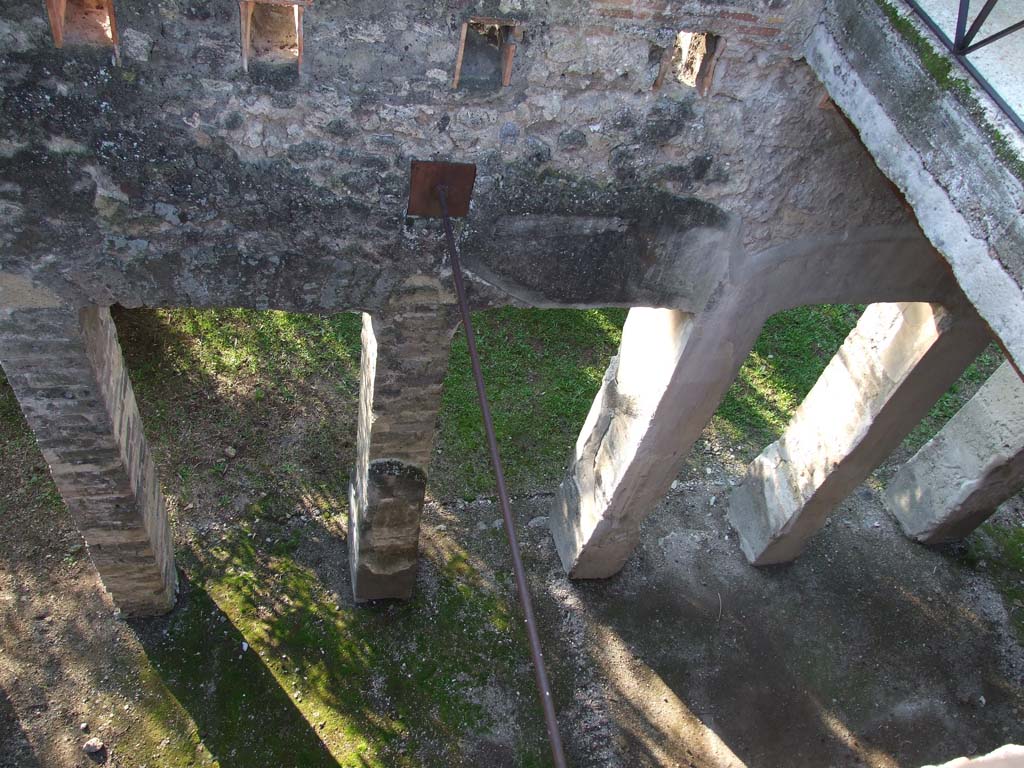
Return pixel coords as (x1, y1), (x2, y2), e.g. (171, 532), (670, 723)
(407, 161), (477, 218)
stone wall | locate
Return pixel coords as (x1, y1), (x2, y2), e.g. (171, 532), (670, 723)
(0, 0), (907, 315)
(2, 0), (1018, 612)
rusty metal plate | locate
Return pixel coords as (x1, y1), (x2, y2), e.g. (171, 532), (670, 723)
(407, 161), (477, 218)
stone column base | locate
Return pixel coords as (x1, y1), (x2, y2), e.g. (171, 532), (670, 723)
(885, 361), (1024, 543)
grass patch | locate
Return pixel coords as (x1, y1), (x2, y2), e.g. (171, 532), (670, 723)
(116, 306), (552, 765)
(715, 305), (1003, 458)
(114, 307), (363, 525)
(0, 302), (1016, 766)
(141, 521), (546, 767)
(114, 304), (1002, 500)
(715, 305), (863, 449)
(108, 303), (1020, 767)
(433, 307), (625, 498)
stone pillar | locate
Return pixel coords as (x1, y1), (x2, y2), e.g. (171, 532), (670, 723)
(550, 302), (764, 578)
(0, 305), (176, 616)
(348, 280), (458, 601)
(728, 301), (991, 565)
(885, 361), (1024, 543)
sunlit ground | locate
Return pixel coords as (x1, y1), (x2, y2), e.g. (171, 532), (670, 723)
(0, 304), (1014, 766)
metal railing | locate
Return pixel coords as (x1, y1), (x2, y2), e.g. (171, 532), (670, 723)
(902, 0), (1024, 133)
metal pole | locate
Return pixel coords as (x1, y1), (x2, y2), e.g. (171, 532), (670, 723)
(436, 185), (568, 768)
(961, 0), (999, 49)
(954, 0), (971, 50)
(963, 18), (1024, 54)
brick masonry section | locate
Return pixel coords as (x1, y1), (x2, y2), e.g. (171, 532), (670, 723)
(0, 305), (176, 616)
(349, 277), (459, 601)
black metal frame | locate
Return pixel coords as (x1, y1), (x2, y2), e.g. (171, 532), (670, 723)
(902, 0), (1024, 133)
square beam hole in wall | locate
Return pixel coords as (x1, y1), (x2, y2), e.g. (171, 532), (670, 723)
(654, 30), (720, 96)
(239, 0), (310, 73)
(45, 0), (120, 60)
(452, 17), (523, 90)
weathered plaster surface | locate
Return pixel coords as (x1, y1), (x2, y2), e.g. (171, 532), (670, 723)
(808, 0), (1024, 372)
(0, 0), (909, 318)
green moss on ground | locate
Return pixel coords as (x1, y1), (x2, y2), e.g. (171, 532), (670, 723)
(142, 526), (545, 767)
(0, 303), (1017, 766)
(114, 664), (218, 768)
(963, 522), (1024, 645)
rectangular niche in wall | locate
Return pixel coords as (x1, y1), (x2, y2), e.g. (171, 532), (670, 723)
(452, 17), (522, 90)
(239, 0), (310, 73)
(45, 0), (120, 61)
(654, 30), (721, 96)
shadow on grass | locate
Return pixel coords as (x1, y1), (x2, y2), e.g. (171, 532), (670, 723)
(114, 306), (550, 766)
(134, 575), (341, 768)
(713, 304), (1003, 460)
(714, 304), (863, 450)
(113, 305), (362, 527)
(132, 518), (550, 767)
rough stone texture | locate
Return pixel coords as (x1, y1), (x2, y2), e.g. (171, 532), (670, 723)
(349, 278), (458, 601)
(551, 229), (963, 578)
(886, 362), (1024, 544)
(0, 304), (176, 615)
(0, 0), (910, 319)
(728, 300), (991, 565)
(808, 0), (1024, 373)
(0, 0), (1013, 594)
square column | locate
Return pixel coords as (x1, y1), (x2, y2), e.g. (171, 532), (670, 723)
(550, 302), (764, 578)
(0, 306), (176, 616)
(349, 281), (458, 601)
(728, 302), (991, 565)
(885, 361), (1024, 543)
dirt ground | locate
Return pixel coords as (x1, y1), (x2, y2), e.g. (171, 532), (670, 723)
(0, 306), (1020, 768)
(1, 418), (1022, 767)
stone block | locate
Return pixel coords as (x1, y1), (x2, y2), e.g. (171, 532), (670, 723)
(886, 362), (1024, 543)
